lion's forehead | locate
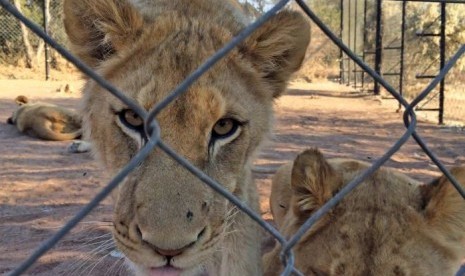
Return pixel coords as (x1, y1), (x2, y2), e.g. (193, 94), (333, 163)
(158, 89), (226, 151)
(302, 202), (425, 274)
(98, 17), (265, 120)
(304, 221), (425, 274)
(294, 169), (427, 273)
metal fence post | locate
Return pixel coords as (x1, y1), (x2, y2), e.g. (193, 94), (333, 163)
(353, 0), (358, 88)
(374, 0), (383, 95)
(398, 0), (406, 111)
(361, 0), (368, 89)
(439, 1), (446, 124)
(42, 0), (50, 80)
(340, 0), (344, 84)
(347, 0), (352, 86)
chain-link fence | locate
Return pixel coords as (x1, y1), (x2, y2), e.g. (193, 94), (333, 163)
(340, 0), (465, 125)
(1, 0), (465, 275)
(0, 0), (66, 78)
(390, 1), (465, 125)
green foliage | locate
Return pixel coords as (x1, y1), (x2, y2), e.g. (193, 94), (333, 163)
(306, 0), (340, 33)
(0, 0), (67, 67)
(387, 3), (465, 85)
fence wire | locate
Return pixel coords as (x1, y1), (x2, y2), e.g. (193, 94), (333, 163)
(340, 0), (465, 125)
(0, 0), (67, 78)
(1, 0), (465, 275)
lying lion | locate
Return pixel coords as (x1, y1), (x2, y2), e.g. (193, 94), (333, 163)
(265, 148), (465, 275)
(7, 95), (82, 141)
(63, 0), (310, 275)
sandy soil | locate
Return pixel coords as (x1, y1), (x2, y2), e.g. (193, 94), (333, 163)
(1, 79), (465, 275)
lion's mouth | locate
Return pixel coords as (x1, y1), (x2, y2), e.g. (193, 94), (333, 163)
(149, 265), (182, 276)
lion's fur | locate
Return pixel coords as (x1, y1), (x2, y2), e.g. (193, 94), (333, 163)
(63, 1), (310, 275)
(264, 148), (465, 275)
(7, 95), (82, 141)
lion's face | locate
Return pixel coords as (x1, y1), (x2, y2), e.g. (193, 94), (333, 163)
(265, 149), (465, 275)
(6, 95), (29, 125)
(64, 0), (309, 275)
(82, 37), (275, 274)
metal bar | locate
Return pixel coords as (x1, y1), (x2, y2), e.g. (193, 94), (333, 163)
(361, 0), (368, 88)
(416, 108), (440, 111)
(353, 0), (358, 88)
(439, 1), (446, 124)
(384, 46), (402, 50)
(416, 32), (440, 37)
(374, 0), (383, 95)
(416, 74), (437, 79)
(42, 0), (49, 80)
(347, 0), (352, 86)
(384, 72), (401, 76)
(339, 0), (344, 84)
(399, 0), (406, 110)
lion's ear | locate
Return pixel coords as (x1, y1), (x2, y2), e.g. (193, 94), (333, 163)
(290, 149), (340, 219)
(421, 167), (465, 243)
(241, 10), (310, 97)
(15, 95), (29, 106)
(63, 0), (144, 68)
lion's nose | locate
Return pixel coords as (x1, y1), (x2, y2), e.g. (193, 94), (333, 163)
(137, 226), (206, 257)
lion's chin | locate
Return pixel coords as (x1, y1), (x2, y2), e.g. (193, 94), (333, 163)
(149, 266), (182, 276)
(131, 262), (208, 276)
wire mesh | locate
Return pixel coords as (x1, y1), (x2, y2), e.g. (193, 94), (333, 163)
(0, 0), (69, 78)
(0, 3), (21, 65)
(1, 0), (465, 275)
(341, 0), (465, 124)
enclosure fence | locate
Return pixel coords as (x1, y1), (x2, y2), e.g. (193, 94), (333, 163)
(1, 0), (465, 275)
(340, 0), (465, 125)
(0, 0), (65, 80)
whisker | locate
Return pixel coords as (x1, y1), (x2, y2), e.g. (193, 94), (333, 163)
(105, 256), (126, 276)
(67, 240), (115, 275)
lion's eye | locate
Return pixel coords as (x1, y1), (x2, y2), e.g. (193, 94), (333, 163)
(119, 109), (144, 131)
(212, 118), (240, 139)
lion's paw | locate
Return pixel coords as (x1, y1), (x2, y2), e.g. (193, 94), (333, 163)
(67, 141), (92, 153)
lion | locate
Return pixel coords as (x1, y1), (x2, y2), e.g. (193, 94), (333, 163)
(7, 95), (82, 141)
(63, 0), (310, 275)
(264, 148), (465, 275)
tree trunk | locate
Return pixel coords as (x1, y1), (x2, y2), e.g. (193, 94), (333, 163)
(35, 0), (50, 66)
(13, 0), (36, 68)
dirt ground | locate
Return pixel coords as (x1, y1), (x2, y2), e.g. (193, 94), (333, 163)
(1, 79), (465, 275)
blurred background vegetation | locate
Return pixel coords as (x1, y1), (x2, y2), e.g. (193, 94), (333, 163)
(1, 0), (464, 92)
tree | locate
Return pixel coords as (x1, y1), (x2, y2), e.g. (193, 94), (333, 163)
(239, 0), (275, 14)
(12, 0), (49, 68)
